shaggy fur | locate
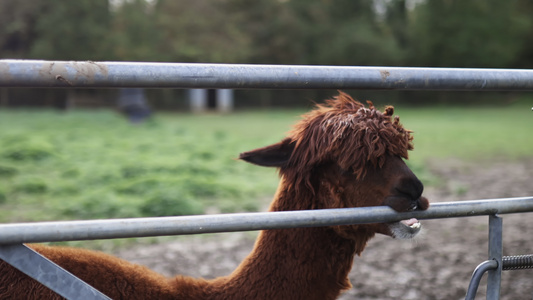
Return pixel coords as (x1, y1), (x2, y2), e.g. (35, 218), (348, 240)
(286, 92), (413, 180)
(0, 92), (429, 300)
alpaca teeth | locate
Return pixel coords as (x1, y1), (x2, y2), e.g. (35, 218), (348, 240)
(410, 222), (421, 229)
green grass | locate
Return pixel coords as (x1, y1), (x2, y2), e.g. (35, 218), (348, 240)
(0, 110), (297, 223)
(0, 104), (531, 224)
(394, 103), (533, 185)
(399, 105), (533, 163)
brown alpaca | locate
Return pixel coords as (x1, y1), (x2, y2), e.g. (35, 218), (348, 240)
(0, 92), (429, 300)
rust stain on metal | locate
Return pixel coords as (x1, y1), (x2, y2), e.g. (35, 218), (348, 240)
(55, 75), (73, 86)
(37, 61), (109, 86)
(70, 61), (109, 84)
(380, 70), (391, 82)
(38, 61), (68, 84)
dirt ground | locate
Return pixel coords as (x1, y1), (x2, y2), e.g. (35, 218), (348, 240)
(117, 159), (533, 299)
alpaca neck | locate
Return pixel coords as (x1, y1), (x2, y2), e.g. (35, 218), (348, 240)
(204, 183), (373, 300)
(214, 228), (356, 299)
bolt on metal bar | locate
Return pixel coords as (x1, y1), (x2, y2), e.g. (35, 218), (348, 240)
(0, 197), (531, 244)
(0, 244), (111, 300)
(2, 60), (533, 90)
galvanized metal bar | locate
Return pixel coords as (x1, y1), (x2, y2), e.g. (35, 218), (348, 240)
(464, 260), (498, 300)
(2, 60), (533, 90)
(0, 197), (531, 244)
(487, 215), (503, 300)
(0, 243), (111, 300)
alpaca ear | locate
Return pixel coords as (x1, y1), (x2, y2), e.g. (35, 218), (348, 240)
(239, 138), (294, 167)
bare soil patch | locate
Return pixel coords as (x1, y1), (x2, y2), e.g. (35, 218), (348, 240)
(117, 159), (533, 299)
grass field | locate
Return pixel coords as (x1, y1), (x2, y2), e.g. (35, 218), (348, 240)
(0, 103), (531, 224)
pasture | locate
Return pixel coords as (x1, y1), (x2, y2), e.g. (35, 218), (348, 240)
(0, 102), (531, 224)
(0, 101), (532, 298)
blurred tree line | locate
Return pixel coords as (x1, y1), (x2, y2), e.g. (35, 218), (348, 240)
(1, 0), (532, 108)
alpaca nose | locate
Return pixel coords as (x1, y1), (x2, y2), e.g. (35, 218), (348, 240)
(396, 176), (423, 199)
(385, 177), (427, 212)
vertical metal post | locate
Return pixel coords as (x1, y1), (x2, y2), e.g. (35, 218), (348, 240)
(486, 215), (503, 299)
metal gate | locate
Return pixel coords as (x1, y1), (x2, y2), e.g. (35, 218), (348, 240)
(1, 60), (533, 300)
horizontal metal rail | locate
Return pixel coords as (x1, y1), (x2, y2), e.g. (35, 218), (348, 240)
(0, 197), (531, 244)
(2, 60), (533, 90)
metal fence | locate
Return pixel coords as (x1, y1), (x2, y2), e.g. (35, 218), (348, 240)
(1, 60), (532, 300)
(2, 60), (533, 90)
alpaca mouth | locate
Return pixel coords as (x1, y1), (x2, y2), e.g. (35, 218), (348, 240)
(384, 195), (429, 239)
(388, 218), (422, 239)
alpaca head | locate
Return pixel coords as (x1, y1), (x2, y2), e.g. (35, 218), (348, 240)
(240, 92), (429, 241)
